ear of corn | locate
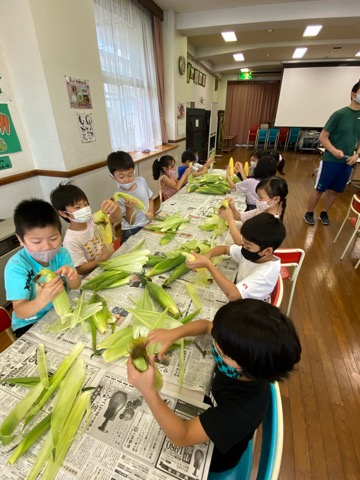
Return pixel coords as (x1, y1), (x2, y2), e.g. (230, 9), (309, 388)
(88, 293), (112, 334)
(144, 255), (166, 267)
(146, 254), (185, 278)
(244, 161), (249, 176)
(113, 192), (146, 211)
(144, 278), (181, 319)
(81, 270), (130, 291)
(129, 338), (163, 391)
(163, 262), (190, 288)
(228, 157), (234, 176)
(93, 209), (113, 246)
(33, 269), (71, 319)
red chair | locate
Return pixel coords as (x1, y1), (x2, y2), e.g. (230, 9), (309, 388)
(275, 248), (305, 316)
(113, 237), (121, 251)
(277, 128), (289, 149)
(270, 275), (283, 308)
(333, 194), (360, 267)
(247, 124), (259, 148)
(0, 307), (17, 343)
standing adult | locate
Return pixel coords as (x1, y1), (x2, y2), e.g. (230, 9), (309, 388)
(304, 81), (360, 225)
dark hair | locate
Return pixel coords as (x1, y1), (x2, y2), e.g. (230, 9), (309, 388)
(250, 149), (263, 161)
(152, 155), (175, 180)
(211, 299), (301, 382)
(14, 198), (62, 240)
(256, 176), (288, 221)
(107, 151), (135, 174)
(351, 81), (360, 94)
(240, 212), (286, 251)
(50, 182), (88, 223)
(181, 149), (196, 164)
(253, 155), (277, 180)
(266, 150), (286, 175)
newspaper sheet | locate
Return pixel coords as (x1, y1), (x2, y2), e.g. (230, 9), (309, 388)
(0, 337), (213, 480)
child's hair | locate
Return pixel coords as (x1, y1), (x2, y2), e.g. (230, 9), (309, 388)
(256, 176), (288, 220)
(14, 198), (62, 240)
(50, 182), (88, 223)
(253, 155), (277, 180)
(152, 155), (175, 180)
(240, 212), (286, 251)
(267, 150), (286, 175)
(181, 149), (196, 164)
(250, 149), (263, 161)
(351, 81), (360, 94)
(211, 299), (301, 382)
(107, 151), (135, 175)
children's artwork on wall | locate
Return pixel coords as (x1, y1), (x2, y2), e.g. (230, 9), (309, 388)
(194, 70), (199, 85)
(0, 104), (22, 154)
(66, 76), (93, 109)
(0, 156), (12, 171)
(186, 62), (192, 83)
(77, 112), (96, 143)
(177, 102), (186, 137)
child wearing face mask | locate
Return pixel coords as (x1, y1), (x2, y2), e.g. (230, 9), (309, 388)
(4, 199), (81, 337)
(183, 213), (285, 302)
(107, 151), (155, 243)
(226, 154), (277, 210)
(152, 155), (191, 201)
(127, 298), (301, 474)
(50, 182), (121, 275)
(220, 176), (288, 245)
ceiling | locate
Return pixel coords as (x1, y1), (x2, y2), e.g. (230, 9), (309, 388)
(154, 0), (360, 77)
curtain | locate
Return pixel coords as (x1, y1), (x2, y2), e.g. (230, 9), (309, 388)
(94, 0), (162, 151)
(153, 15), (168, 143)
(224, 82), (281, 145)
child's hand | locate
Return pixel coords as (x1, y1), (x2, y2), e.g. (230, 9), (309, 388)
(127, 355), (156, 395)
(37, 276), (65, 305)
(186, 251), (211, 270)
(235, 161), (243, 174)
(226, 196), (236, 210)
(125, 199), (138, 209)
(184, 167), (192, 176)
(146, 211), (154, 220)
(99, 244), (113, 262)
(147, 328), (179, 360)
(205, 156), (214, 167)
(101, 199), (119, 215)
(55, 265), (78, 281)
(218, 207), (233, 221)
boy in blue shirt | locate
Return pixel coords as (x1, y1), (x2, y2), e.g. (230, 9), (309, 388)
(4, 199), (80, 337)
(178, 149), (213, 180)
(107, 151), (154, 243)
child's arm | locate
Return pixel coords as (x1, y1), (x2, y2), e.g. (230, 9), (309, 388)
(225, 168), (236, 190)
(146, 197), (155, 220)
(162, 168), (191, 192)
(127, 357), (209, 447)
(101, 199), (122, 224)
(218, 208), (242, 245)
(186, 248), (241, 301)
(124, 198), (139, 224)
(76, 244), (114, 276)
(227, 196), (241, 221)
(235, 162), (247, 180)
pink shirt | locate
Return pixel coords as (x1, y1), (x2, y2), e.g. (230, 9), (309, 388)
(159, 175), (177, 201)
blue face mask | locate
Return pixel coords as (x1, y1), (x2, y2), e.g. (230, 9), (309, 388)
(211, 343), (242, 379)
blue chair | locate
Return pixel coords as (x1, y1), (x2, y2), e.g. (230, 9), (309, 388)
(285, 127), (301, 150)
(266, 128), (279, 149)
(208, 382), (283, 480)
(255, 129), (269, 149)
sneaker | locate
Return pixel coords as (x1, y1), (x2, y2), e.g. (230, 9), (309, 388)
(319, 211), (330, 225)
(304, 212), (315, 225)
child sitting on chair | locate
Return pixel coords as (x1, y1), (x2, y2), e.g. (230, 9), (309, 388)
(178, 149), (214, 180)
(127, 298), (301, 474)
(152, 155), (191, 201)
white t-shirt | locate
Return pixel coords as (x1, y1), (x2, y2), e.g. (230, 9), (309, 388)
(63, 219), (103, 267)
(116, 177), (153, 230)
(230, 245), (281, 302)
(235, 178), (260, 206)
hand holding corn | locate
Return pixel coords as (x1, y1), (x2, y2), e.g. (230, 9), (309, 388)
(218, 206), (234, 222)
(98, 244), (113, 263)
(36, 276), (66, 308)
(185, 251), (212, 270)
(127, 354), (157, 394)
(147, 328), (180, 360)
(125, 198), (140, 210)
(146, 210), (154, 220)
(55, 265), (79, 282)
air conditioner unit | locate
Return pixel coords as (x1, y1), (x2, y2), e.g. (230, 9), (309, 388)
(0, 218), (21, 307)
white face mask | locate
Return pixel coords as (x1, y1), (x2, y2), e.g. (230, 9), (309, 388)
(25, 246), (60, 264)
(256, 200), (276, 211)
(117, 181), (135, 191)
(353, 93), (360, 104)
(70, 205), (92, 223)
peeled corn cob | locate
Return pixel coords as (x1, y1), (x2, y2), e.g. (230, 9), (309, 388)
(228, 157), (234, 176)
(113, 192), (146, 211)
(33, 269), (71, 318)
(244, 161), (249, 176)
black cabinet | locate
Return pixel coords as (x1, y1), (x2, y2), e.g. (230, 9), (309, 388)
(186, 108), (210, 162)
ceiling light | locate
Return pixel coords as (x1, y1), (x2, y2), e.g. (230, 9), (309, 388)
(292, 47), (307, 59)
(356, 51), (360, 57)
(303, 25), (322, 37)
(222, 31), (237, 42)
(241, 68), (250, 72)
(233, 53), (245, 61)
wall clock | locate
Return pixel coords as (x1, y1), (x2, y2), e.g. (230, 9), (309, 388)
(178, 56), (186, 75)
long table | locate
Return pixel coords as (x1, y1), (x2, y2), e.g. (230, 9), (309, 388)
(0, 185), (246, 480)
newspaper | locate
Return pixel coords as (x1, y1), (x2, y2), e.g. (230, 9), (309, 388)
(0, 337), (213, 480)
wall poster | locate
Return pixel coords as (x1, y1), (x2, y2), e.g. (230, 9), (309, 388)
(177, 102), (185, 137)
(77, 112), (96, 143)
(66, 76), (93, 109)
(0, 104), (21, 154)
(0, 155), (12, 171)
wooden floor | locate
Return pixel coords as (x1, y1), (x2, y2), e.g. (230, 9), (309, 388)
(1, 148), (360, 479)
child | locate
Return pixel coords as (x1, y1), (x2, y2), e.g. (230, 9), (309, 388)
(227, 154), (277, 210)
(4, 199), (81, 337)
(51, 182), (121, 275)
(152, 155), (191, 201)
(186, 213), (285, 302)
(220, 176), (288, 245)
(178, 149), (213, 180)
(268, 150), (286, 175)
(107, 151), (154, 243)
(127, 299), (301, 474)
(235, 149), (262, 178)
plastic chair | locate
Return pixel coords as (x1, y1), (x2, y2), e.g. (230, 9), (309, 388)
(284, 127), (300, 151)
(113, 237), (121, 251)
(0, 307), (17, 342)
(276, 128), (289, 149)
(255, 129), (269, 149)
(333, 194), (360, 265)
(274, 248), (305, 316)
(208, 382), (283, 480)
(266, 128), (279, 149)
(247, 124), (259, 148)
(270, 275), (283, 308)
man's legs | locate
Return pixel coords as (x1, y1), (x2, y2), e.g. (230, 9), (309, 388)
(304, 189), (322, 225)
(322, 189), (337, 212)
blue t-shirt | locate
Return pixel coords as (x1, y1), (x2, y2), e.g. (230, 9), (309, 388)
(4, 247), (74, 331)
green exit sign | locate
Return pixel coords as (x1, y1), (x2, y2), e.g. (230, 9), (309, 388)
(239, 72), (253, 80)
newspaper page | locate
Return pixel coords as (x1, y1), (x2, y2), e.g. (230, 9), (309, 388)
(0, 338), (213, 480)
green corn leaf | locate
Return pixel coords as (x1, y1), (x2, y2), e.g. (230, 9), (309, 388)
(185, 284), (202, 312)
(37, 344), (49, 389)
(1, 377), (41, 388)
